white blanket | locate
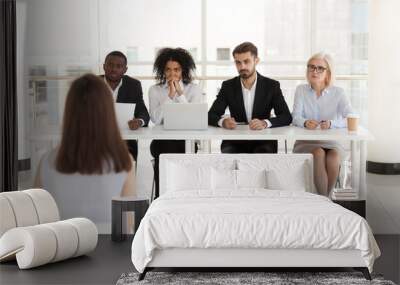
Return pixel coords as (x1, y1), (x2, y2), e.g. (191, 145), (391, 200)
(131, 190), (380, 272)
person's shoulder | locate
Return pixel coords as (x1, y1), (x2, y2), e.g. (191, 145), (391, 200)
(224, 76), (240, 85)
(149, 83), (161, 90)
(258, 74), (280, 86)
(148, 83), (162, 95)
(296, 83), (309, 91)
(293, 84), (309, 97)
(123, 75), (141, 86)
(186, 82), (201, 89)
(330, 85), (344, 93)
(186, 81), (200, 86)
(41, 148), (58, 169)
(43, 147), (57, 159)
(327, 85), (345, 97)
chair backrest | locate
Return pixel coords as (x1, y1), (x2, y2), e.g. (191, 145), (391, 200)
(0, 189), (60, 237)
(159, 153), (315, 196)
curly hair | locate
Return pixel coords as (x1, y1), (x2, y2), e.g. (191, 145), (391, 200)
(153, 48), (196, 85)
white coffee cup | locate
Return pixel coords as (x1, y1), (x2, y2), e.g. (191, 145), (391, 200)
(347, 114), (359, 131)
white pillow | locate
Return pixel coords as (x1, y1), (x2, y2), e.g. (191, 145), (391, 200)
(237, 157), (311, 192)
(266, 162), (307, 191)
(236, 169), (267, 189)
(167, 162), (211, 191)
(211, 168), (237, 191)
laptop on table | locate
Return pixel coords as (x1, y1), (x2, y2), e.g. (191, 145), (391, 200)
(163, 103), (208, 130)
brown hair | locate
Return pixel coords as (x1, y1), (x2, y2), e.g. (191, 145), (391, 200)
(56, 74), (132, 174)
(232, 42), (258, 57)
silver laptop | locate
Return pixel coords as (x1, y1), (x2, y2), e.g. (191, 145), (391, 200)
(115, 103), (135, 130)
(163, 103), (208, 130)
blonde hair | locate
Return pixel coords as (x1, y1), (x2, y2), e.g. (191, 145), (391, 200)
(306, 52), (335, 87)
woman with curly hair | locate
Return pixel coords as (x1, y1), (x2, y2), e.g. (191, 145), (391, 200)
(149, 47), (203, 198)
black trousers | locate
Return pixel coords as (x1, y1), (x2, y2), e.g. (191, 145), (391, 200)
(126, 140), (138, 162)
(221, 140), (278, 154)
(150, 140), (186, 198)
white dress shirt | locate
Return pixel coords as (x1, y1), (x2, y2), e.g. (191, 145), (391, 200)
(104, 77), (123, 102)
(241, 75), (257, 123)
(292, 84), (353, 128)
(149, 81), (204, 125)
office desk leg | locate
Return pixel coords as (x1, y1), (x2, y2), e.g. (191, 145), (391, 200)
(202, 140), (211, 153)
(359, 141), (367, 200)
(185, 140), (194, 154)
(351, 140), (361, 198)
(112, 201), (123, 242)
(192, 141), (196, 153)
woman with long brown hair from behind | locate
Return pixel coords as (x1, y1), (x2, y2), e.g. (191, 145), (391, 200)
(34, 74), (135, 232)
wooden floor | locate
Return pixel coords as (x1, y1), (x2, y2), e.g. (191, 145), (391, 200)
(0, 235), (398, 285)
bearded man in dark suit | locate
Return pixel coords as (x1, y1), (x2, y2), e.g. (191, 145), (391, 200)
(208, 42), (292, 153)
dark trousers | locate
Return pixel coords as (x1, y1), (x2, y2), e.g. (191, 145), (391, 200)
(126, 140), (138, 162)
(150, 140), (186, 198)
(221, 140), (278, 154)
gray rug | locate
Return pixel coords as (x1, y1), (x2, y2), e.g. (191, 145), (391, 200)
(116, 271), (396, 285)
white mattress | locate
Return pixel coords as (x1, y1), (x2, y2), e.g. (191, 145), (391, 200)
(131, 190), (380, 273)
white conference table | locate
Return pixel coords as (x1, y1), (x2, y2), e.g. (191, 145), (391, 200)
(31, 125), (373, 199)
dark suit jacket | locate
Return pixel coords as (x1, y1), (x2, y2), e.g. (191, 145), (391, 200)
(101, 75), (150, 126)
(208, 73), (292, 128)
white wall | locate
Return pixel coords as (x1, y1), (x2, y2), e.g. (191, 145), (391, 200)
(367, 0), (400, 234)
(368, 0), (400, 163)
(24, 0), (99, 69)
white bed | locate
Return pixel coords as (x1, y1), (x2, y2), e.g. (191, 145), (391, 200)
(131, 154), (380, 280)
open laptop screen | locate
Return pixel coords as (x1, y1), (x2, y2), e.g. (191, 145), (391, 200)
(163, 103), (208, 130)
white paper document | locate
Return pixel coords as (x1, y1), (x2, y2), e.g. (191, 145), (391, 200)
(115, 103), (135, 129)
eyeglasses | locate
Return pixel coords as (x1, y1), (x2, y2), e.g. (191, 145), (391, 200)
(307, 64), (327, 73)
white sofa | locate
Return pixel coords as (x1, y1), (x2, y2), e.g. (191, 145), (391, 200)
(0, 189), (98, 269)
